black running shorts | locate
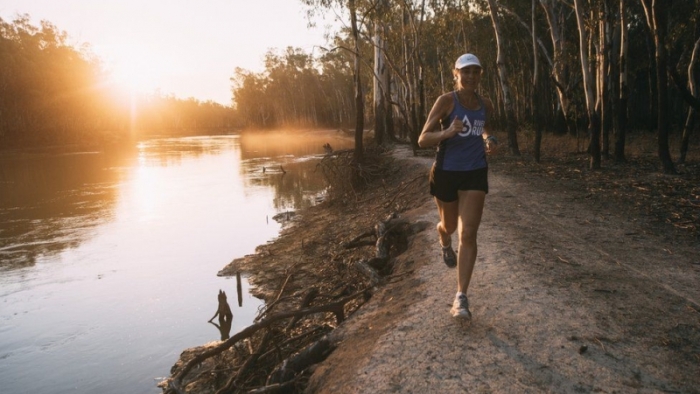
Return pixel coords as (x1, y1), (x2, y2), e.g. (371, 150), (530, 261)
(429, 165), (488, 202)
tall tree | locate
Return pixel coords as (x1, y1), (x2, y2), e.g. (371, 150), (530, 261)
(539, 0), (575, 134)
(487, 0), (520, 155)
(371, 0), (393, 145)
(598, 0), (613, 160)
(532, 0), (545, 163)
(678, 37), (700, 164)
(641, 0), (676, 174)
(349, 0), (365, 165)
(574, 0), (602, 169)
(614, 0), (630, 162)
(300, 0), (365, 165)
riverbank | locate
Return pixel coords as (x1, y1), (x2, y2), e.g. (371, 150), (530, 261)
(163, 141), (700, 393)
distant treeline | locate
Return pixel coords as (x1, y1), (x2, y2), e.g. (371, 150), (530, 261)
(0, 15), (236, 149)
(231, 47), (355, 130)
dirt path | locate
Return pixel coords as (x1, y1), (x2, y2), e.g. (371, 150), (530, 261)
(307, 147), (700, 393)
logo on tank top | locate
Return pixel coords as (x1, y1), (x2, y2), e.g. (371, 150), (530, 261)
(458, 114), (485, 137)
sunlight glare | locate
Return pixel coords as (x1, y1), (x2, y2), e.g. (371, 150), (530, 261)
(132, 153), (162, 222)
(99, 42), (163, 96)
(109, 57), (160, 95)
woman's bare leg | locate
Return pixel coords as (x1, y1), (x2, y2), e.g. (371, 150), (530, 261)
(434, 197), (459, 247)
(456, 190), (486, 294)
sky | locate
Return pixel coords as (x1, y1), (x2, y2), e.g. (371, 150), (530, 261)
(0, 0), (338, 106)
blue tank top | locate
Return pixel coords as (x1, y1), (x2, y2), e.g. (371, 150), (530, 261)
(435, 92), (488, 171)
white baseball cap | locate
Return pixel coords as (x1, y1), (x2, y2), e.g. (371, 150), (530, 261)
(455, 53), (482, 69)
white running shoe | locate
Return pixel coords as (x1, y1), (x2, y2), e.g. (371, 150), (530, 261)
(450, 293), (472, 320)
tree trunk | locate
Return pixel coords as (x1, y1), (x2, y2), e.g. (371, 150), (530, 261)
(349, 0), (364, 168)
(599, 1), (613, 160)
(402, 6), (419, 150)
(533, 0), (543, 163)
(679, 37), (700, 164)
(540, 0), (573, 134)
(614, 0), (629, 162)
(487, 0), (520, 155)
(373, 23), (387, 146)
(641, 0), (675, 173)
(575, 0), (601, 169)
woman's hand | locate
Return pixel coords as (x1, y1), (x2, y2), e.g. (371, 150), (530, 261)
(444, 117), (463, 140)
(484, 135), (498, 154)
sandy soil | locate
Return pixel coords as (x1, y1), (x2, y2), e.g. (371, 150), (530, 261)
(305, 145), (700, 393)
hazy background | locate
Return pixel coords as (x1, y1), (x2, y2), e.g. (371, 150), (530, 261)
(0, 0), (337, 105)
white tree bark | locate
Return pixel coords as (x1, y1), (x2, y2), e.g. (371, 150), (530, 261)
(373, 23), (389, 144)
(539, 0), (571, 119)
(574, 0), (601, 168)
(487, 0), (520, 154)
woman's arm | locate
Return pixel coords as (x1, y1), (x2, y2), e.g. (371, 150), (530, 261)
(418, 94), (461, 148)
(481, 97), (498, 153)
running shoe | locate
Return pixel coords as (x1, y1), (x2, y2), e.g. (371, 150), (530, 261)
(450, 293), (472, 320)
(442, 244), (457, 268)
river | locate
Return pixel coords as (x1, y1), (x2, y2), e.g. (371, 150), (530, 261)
(0, 130), (352, 394)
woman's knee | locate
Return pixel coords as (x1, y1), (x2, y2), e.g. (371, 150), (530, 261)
(440, 220), (458, 235)
(459, 226), (478, 245)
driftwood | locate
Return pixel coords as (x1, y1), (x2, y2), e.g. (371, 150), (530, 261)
(163, 289), (369, 393)
(256, 272), (294, 322)
(354, 259), (382, 287)
(267, 336), (335, 385)
(208, 290), (233, 324)
(345, 213), (408, 250)
(285, 288), (319, 331)
(208, 290), (234, 340)
(347, 213), (412, 286)
(215, 331), (273, 394)
(246, 381), (297, 394)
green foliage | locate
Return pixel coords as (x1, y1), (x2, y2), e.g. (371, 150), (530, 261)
(231, 46), (356, 128)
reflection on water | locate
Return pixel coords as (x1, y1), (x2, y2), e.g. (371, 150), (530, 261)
(0, 150), (128, 269)
(239, 131), (349, 211)
(0, 131), (352, 394)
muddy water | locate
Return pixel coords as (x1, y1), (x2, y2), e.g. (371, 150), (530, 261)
(0, 131), (352, 394)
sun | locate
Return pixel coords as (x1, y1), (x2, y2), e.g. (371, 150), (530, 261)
(98, 42), (162, 96)
(108, 56), (160, 95)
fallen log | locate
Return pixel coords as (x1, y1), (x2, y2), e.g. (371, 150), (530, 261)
(246, 381), (297, 394)
(353, 258), (381, 287)
(267, 336), (335, 385)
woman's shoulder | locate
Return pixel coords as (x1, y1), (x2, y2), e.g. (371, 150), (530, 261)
(480, 95), (495, 112)
(434, 91), (456, 110)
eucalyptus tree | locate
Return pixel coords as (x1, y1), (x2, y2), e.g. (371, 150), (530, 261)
(231, 67), (272, 127)
(538, 0), (578, 134)
(678, 35), (700, 164)
(300, 0), (366, 165)
(640, 0), (675, 173)
(574, 0), (602, 169)
(486, 0), (520, 155)
(598, 0), (614, 160)
(0, 16), (104, 146)
(614, 0), (630, 162)
(667, 0), (700, 164)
